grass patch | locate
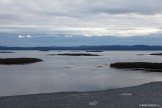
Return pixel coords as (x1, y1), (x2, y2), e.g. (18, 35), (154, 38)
(0, 58), (43, 65)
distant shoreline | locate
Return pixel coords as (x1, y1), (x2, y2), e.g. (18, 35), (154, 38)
(1, 45), (162, 51)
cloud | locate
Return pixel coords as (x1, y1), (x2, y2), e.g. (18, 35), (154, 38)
(18, 35), (32, 38)
(18, 35), (25, 38)
(65, 34), (73, 37)
(39, 27), (161, 37)
(0, 0), (162, 36)
(84, 0), (162, 15)
(26, 35), (32, 38)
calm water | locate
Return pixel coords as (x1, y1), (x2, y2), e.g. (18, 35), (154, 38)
(0, 51), (162, 96)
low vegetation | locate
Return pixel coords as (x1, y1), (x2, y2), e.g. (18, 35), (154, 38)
(0, 58), (43, 65)
(110, 62), (162, 72)
(49, 53), (101, 56)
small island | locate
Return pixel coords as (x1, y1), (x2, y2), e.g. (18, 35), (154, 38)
(150, 53), (162, 56)
(0, 51), (14, 53)
(0, 58), (43, 65)
(39, 49), (50, 51)
(110, 62), (162, 72)
(85, 50), (104, 52)
(49, 53), (101, 56)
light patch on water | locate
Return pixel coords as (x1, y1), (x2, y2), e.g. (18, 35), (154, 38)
(119, 93), (133, 96)
(89, 101), (99, 106)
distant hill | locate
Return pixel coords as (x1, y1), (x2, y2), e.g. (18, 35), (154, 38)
(1, 45), (162, 51)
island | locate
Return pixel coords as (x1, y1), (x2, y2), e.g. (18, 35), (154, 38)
(150, 53), (162, 56)
(110, 62), (162, 72)
(0, 58), (43, 65)
(0, 51), (14, 53)
(39, 49), (50, 51)
(85, 50), (104, 52)
(49, 53), (101, 56)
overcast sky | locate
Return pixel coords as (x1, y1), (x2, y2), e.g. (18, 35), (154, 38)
(0, 0), (162, 37)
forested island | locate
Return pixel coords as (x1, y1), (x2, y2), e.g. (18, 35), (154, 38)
(0, 58), (43, 65)
(49, 53), (100, 56)
(110, 62), (162, 72)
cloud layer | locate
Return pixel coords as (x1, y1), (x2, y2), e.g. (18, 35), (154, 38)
(0, 0), (162, 36)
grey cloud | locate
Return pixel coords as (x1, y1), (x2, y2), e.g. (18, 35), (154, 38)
(0, 0), (162, 36)
(83, 0), (162, 14)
